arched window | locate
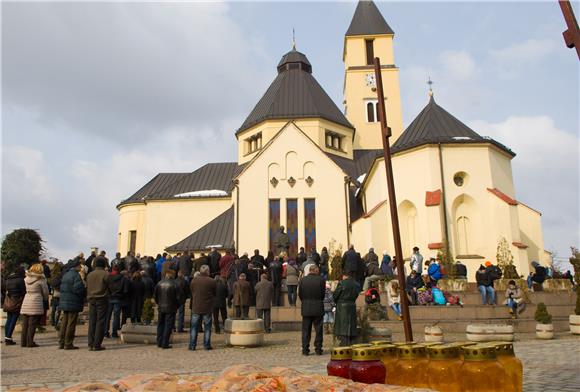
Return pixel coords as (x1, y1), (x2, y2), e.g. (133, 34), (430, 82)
(367, 102), (375, 122)
(456, 216), (470, 255)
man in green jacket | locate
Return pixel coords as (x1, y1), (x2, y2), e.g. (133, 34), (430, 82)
(333, 274), (360, 346)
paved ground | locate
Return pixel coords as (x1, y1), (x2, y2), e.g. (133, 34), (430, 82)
(1, 326), (579, 391)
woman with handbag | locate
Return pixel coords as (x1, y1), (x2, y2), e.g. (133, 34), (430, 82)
(2, 266), (26, 345)
(20, 263), (49, 347)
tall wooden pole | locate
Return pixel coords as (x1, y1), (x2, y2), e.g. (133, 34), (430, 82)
(559, 0), (580, 59)
(373, 57), (413, 342)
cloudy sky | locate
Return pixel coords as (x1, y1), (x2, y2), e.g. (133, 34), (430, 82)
(2, 1), (578, 267)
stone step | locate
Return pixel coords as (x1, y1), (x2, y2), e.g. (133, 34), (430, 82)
(272, 317), (573, 334)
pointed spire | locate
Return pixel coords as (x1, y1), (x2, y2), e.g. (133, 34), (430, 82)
(346, 0), (394, 37)
(427, 76), (434, 99)
(292, 28), (296, 50)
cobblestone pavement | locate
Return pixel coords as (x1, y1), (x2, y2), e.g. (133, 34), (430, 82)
(1, 326), (579, 391)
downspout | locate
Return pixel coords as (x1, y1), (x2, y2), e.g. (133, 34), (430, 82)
(233, 179), (240, 251)
(344, 176), (351, 246)
(438, 143), (451, 251)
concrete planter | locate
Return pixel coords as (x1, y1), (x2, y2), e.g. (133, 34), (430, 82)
(437, 278), (467, 292)
(466, 324), (514, 342)
(424, 325), (444, 342)
(224, 319), (264, 347)
(569, 315), (580, 335)
(120, 323), (171, 345)
(535, 323), (554, 339)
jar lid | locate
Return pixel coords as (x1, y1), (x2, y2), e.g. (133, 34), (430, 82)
(393, 341), (417, 346)
(352, 346), (380, 361)
(427, 345), (460, 360)
(374, 344), (397, 358)
(397, 345), (426, 359)
(463, 345), (497, 361)
(331, 346), (352, 360)
(371, 340), (392, 345)
(492, 342), (515, 356)
(351, 343), (373, 348)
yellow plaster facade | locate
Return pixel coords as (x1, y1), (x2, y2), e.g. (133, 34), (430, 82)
(343, 34), (404, 148)
(236, 122), (350, 254)
(117, 198), (232, 256)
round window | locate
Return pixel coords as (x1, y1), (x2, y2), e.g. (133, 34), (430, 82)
(453, 172), (468, 187)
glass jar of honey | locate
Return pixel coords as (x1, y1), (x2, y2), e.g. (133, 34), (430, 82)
(447, 341), (476, 360)
(327, 346), (352, 379)
(391, 344), (429, 388)
(494, 343), (522, 392)
(427, 345), (462, 392)
(374, 344), (397, 384)
(349, 346), (386, 384)
(461, 345), (507, 391)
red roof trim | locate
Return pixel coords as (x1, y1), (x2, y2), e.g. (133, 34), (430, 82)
(428, 242), (444, 250)
(363, 200), (388, 219)
(487, 188), (517, 206)
(512, 241), (528, 249)
(425, 189), (442, 206)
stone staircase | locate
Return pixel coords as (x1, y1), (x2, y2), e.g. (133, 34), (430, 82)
(268, 290), (576, 336)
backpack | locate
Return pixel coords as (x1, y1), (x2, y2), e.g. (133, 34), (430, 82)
(432, 287), (446, 305)
(365, 287), (380, 305)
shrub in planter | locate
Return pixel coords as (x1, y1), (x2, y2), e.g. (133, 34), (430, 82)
(569, 248), (580, 334)
(534, 303), (554, 339)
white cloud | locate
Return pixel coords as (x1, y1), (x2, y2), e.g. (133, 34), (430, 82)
(2, 146), (55, 201)
(469, 116), (579, 255)
(439, 50), (479, 81)
(490, 38), (558, 65)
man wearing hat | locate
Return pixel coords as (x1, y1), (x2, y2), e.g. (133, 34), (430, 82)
(58, 260), (86, 349)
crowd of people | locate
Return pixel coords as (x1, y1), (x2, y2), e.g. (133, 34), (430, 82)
(2, 240), (574, 355)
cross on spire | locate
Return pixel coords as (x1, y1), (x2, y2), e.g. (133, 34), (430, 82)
(292, 28), (296, 50)
(427, 76), (434, 97)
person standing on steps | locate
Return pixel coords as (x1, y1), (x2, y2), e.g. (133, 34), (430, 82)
(189, 265), (217, 351)
(233, 273), (251, 319)
(154, 270), (181, 349)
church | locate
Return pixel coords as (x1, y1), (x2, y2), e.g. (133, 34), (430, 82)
(116, 0), (548, 280)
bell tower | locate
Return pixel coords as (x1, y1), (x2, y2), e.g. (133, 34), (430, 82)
(343, 0), (404, 149)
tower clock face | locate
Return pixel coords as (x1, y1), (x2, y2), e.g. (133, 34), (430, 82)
(365, 73), (376, 87)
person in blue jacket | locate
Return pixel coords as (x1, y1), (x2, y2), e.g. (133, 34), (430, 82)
(427, 258), (442, 285)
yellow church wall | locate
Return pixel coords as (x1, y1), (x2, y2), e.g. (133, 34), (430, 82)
(237, 119), (354, 164)
(517, 203), (546, 267)
(117, 203), (147, 255)
(236, 122), (349, 255)
(344, 35), (395, 67)
(355, 143), (539, 281)
(117, 198), (232, 256)
(343, 34), (403, 149)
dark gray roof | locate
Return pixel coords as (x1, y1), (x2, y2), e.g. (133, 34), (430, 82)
(346, 0), (394, 36)
(166, 206), (234, 252)
(118, 163), (244, 208)
(391, 96), (515, 157)
(327, 149), (384, 181)
(237, 49), (353, 134)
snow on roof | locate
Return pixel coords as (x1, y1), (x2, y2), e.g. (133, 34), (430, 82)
(452, 136), (472, 140)
(174, 190), (228, 198)
(356, 173), (367, 184)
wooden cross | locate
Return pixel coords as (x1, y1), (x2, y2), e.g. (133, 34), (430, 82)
(558, 0), (580, 60)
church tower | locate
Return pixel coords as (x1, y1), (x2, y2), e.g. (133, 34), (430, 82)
(343, 0), (404, 149)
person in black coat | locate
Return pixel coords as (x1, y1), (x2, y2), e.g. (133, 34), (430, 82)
(309, 249), (321, 267)
(208, 248), (222, 277)
(269, 257), (283, 307)
(104, 266), (128, 338)
(212, 276), (229, 333)
(405, 270), (424, 305)
(296, 247), (307, 266)
(298, 265), (326, 356)
(455, 261), (467, 278)
(342, 245), (360, 277)
(154, 270), (181, 349)
(2, 267), (26, 345)
(129, 272), (145, 323)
